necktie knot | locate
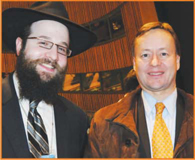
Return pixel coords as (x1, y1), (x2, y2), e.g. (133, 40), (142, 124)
(155, 102), (165, 115)
(30, 100), (39, 110)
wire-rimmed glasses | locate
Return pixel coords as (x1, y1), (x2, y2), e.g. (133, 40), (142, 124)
(27, 37), (72, 57)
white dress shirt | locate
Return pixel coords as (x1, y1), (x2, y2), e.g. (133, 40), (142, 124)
(141, 89), (177, 157)
(13, 72), (58, 157)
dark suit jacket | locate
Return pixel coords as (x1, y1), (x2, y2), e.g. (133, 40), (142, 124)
(2, 74), (89, 158)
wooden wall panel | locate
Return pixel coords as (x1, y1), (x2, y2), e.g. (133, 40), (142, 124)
(65, 2), (123, 24)
(2, 53), (16, 73)
(2, 2), (158, 112)
(67, 37), (132, 73)
(2, 2), (35, 10)
(59, 93), (125, 112)
(2, 1), (122, 25)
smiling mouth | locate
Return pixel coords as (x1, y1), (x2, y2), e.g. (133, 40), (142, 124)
(38, 63), (56, 72)
(148, 72), (164, 76)
(41, 63), (54, 69)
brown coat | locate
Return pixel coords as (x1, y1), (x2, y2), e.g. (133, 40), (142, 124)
(84, 88), (194, 158)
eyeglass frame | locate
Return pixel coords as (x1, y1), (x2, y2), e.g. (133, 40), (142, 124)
(27, 37), (72, 57)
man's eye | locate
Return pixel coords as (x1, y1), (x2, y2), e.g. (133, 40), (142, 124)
(141, 53), (149, 58)
(161, 52), (168, 56)
(58, 47), (66, 52)
(39, 41), (50, 47)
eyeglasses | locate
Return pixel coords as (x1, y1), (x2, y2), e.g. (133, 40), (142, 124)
(27, 37), (72, 57)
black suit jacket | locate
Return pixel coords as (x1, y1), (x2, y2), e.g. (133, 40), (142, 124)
(2, 74), (89, 158)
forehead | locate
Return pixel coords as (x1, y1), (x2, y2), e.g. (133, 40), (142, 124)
(30, 20), (69, 42)
(135, 29), (175, 48)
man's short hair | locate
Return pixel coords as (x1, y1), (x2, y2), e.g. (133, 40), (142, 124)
(131, 22), (181, 57)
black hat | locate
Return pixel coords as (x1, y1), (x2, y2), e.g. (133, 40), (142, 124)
(2, 2), (97, 57)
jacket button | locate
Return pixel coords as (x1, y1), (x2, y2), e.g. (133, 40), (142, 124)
(125, 139), (131, 147)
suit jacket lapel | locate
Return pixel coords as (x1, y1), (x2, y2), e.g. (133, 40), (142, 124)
(175, 96), (184, 147)
(174, 90), (193, 156)
(106, 89), (151, 158)
(54, 100), (69, 158)
(2, 74), (31, 158)
(137, 96), (151, 158)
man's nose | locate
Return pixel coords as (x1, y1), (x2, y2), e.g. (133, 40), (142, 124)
(46, 45), (59, 61)
(150, 54), (161, 66)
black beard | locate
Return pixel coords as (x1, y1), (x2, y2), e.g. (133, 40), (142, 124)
(16, 51), (67, 104)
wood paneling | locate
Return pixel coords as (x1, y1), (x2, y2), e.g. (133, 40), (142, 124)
(2, 2), (158, 112)
(2, 53), (17, 73)
(59, 93), (125, 112)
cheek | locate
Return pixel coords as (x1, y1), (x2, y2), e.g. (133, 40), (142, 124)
(165, 59), (178, 72)
(24, 48), (43, 60)
(58, 57), (67, 68)
(135, 60), (147, 72)
(24, 52), (36, 61)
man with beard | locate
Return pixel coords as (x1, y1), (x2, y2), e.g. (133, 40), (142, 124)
(2, 2), (97, 158)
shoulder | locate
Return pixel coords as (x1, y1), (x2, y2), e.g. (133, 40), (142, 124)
(2, 74), (15, 105)
(2, 75), (11, 92)
(93, 87), (142, 123)
(177, 88), (194, 116)
(177, 88), (193, 103)
(57, 95), (87, 119)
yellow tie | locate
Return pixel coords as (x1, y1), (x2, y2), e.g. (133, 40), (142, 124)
(152, 102), (173, 158)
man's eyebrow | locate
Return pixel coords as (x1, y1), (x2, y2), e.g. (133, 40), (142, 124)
(38, 35), (50, 39)
(142, 49), (151, 52)
(38, 35), (69, 47)
(61, 42), (68, 47)
(159, 48), (167, 50)
(142, 48), (167, 51)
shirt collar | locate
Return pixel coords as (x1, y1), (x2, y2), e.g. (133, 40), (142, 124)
(13, 72), (22, 100)
(163, 89), (177, 117)
(142, 89), (177, 118)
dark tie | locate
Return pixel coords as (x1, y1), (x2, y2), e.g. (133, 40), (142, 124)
(27, 100), (49, 158)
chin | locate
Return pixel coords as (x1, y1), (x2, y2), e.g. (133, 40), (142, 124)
(39, 72), (56, 82)
(148, 86), (167, 92)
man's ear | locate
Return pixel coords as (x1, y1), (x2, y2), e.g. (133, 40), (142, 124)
(176, 54), (180, 71)
(16, 37), (23, 56)
(133, 57), (136, 71)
